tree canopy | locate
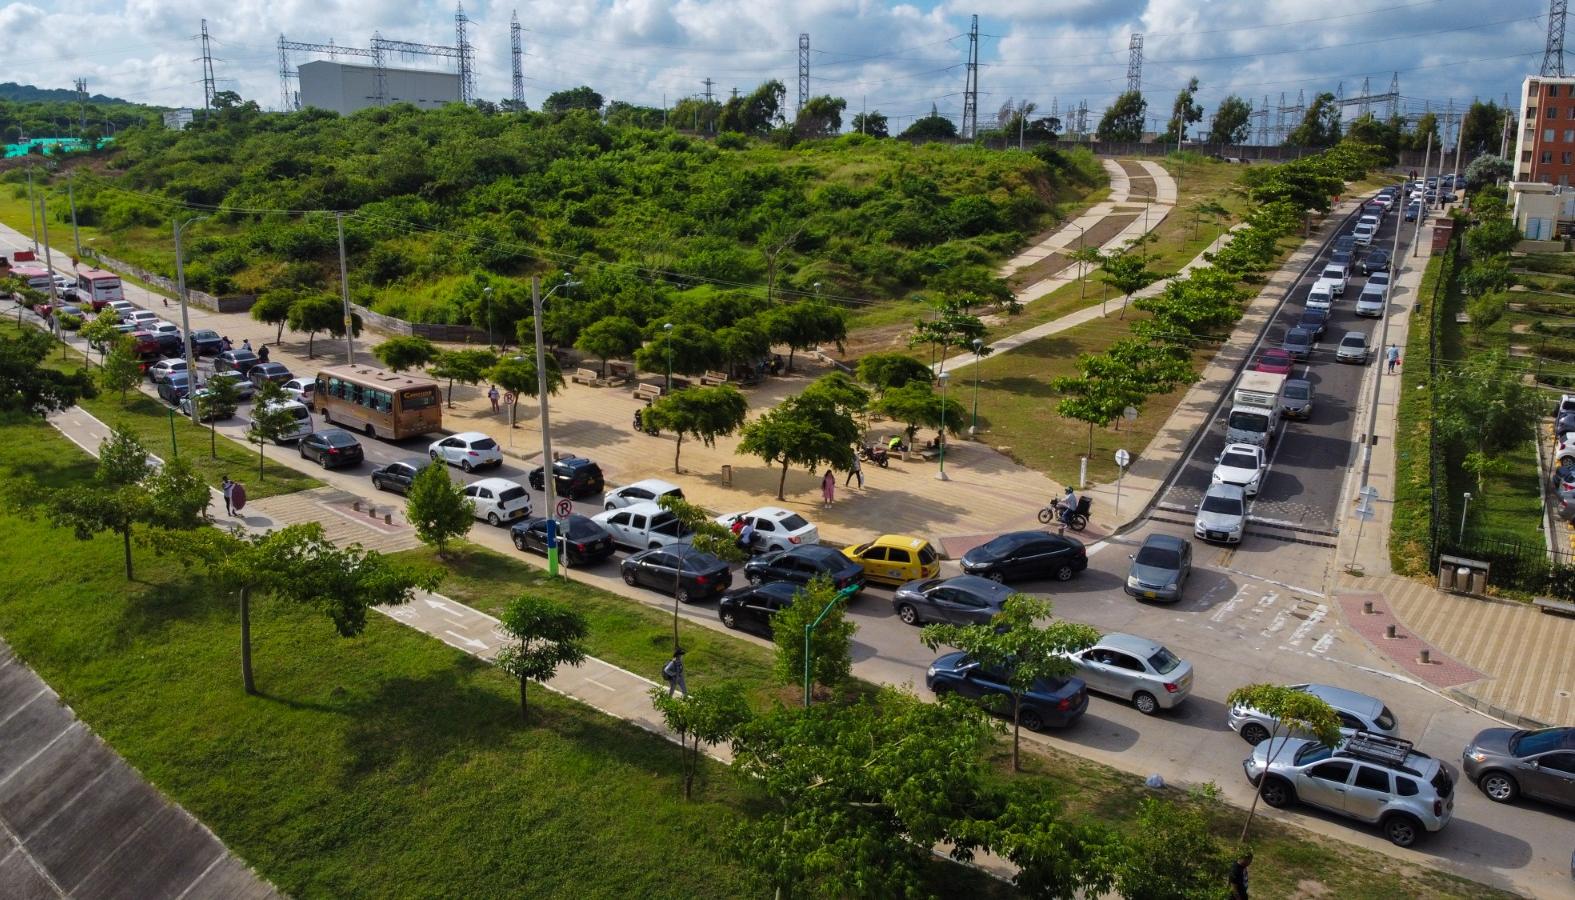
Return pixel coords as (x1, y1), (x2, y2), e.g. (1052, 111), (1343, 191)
(1208, 95), (1253, 144)
(1097, 90), (1146, 142)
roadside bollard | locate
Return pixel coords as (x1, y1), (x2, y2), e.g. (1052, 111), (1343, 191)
(1363, 600), (1374, 615)
(1418, 649), (1432, 664)
(1385, 624), (1397, 639)
(353, 500), (361, 512)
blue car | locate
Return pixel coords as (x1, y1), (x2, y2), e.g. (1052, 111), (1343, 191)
(925, 651), (1088, 730)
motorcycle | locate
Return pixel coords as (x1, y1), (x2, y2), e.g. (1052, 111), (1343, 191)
(857, 444), (891, 468)
(633, 407), (659, 436)
(1037, 496), (1091, 532)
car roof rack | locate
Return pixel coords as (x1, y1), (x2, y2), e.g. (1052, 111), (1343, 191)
(1341, 731), (1413, 768)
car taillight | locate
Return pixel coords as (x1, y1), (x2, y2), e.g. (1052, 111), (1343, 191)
(694, 574), (709, 584)
(1164, 682), (1179, 693)
(573, 542), (587, 551)
(328, 447), (339, 454)
(467, 450), (479, 456)
(789, 535), (802, 544)
(1433, 799), (1443, 816)
(1057, 698), (1072, 711)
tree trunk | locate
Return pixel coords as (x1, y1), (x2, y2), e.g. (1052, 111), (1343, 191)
(446, 378), (454, 408)
(510, 400), (517, 429)
(683, 736), (696, 800)
(210, 417), (217, 459)
(1087, 422), (1095, 459)
(1120, 292), (1131, 320)
(258, 438), (266, 480)
(1240, 730), (1287, 842)
(121, 525), (133, 580)
(777, 460), (789, 501)
(275, 321), (285, 344)
(519, 678), (529, 722)
(240, 585), (256, 695)
(1011, 694), (1021, 772)
(786, 346), (796, 373)
(673, 433), (684, 474)
(307, 333), (315, 359)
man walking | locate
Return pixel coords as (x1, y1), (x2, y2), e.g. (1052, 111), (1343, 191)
(662, 648), (687, 697)
(845, 454), (864, 489)
(488, 385), (501, 413)
(1386, 343), (1400, 374)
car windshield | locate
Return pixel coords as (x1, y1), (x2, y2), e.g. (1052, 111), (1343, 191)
(1295, 743), (1335, 765)
(1510, 728), (1570, 755)
(1220, 452), (1258, 469)
(977, 535), (1024, 558)
(1342, 335), (1365, 348)
(1147, 647), (1182, 674)
(1201, 494), (1243, 515)
(1228, 411), (1268, 431)
(1284, 332), (1309, 346)
(1283, 383), (1311, 400)
(498, 486), (527, 503)
(1134, 545), (1181, 568)
(565, 519), (601, 539)
(779, 513), (810, 530)
(918, 545), (937, 565)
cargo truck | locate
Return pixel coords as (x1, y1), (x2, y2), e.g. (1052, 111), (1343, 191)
(1225, 371), (1286, 446)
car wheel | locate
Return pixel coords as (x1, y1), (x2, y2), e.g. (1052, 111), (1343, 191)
(322, 408), (333, 424)
(429, 450), (440, 462)
(1381, 814), (1422, 848)
(896, 603), (920, 626)
(676, 588), (692, 604)
(486, 512), (501, 526)
(512, 534), (527, 551)
(319, 455), (329, 469)
(1054, 564), (1074, 582)
(1132, 691), (1159, 715)
(1480, 771), (1518, 803)
(985, 571), (1005, 584)
(299, 444), (309, 459)
(622, 569), (638, 587)
(1018, 709), (1046, 732)
(460, 460), (473, 473)
(720, 611), (738, 629)
(930, 683), (950, 698)
(364, 423), (376, 439)
(1240, 723), (1271, 746)
(1259, 777), (1294, 809)
(604, 501), (617, 511)
(372, 476), (385, 492)
(748, 573), (763, 586)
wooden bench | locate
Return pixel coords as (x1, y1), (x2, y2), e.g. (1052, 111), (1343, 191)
(571, 367), (603, 386)
(1533, 597), (1575, 618)
(701, 370), (729, 386)
(605, 362), (633, 386)
(633, 382), (664, 402)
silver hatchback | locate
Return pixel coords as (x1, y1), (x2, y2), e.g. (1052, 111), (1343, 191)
(1060, 633), (1193, 714)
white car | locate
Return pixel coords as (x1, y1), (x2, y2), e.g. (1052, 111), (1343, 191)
(1353, 224), (1376, 246)
(254, 399), (315, 442)
(1194, 483), (1246, 544)
(107, 300), (137, 320)
(603, 478), (684, 511)
(1212, 443), (1267, 497)
(1336, 331), (1371, 364)
(146, 358), (189, 385)
(1306, 282), (1335, 311)
(428, 431), (503, 471)
(593, 501), (692, 551)
(148, 321), (182, 339)
(128, 309), (160, 327)
(280, 377), (316, 404)
(1317, 266), (1347, 296)
(714, 506), (819, 552)
(463, 477), (532, 526)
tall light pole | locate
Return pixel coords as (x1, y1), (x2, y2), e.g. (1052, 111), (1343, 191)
(1412, 132), (1432, 257)
(935, 371), (951, 481)
(663, 322), (674, 392)
(335, 212), (354, 364)
(25, 166), (39, 253)
(969, 338), (984, 436)
(532, 275), (581, 578)
(1459, 492), (1472, 543)
(67, 172), (82, 260)
(174, 215), (210, 423)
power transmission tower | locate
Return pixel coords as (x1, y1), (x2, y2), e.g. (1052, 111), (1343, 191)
(74, 78), (88, 133)
(278, 35), (294, 110)
(1127, 33), (1144, 93)
(1275, 92), (1287, 143)
(961, 15), (980, 139)
(1256, 95), (1271, 145)
(798, 33), (810, 115)
(1546, 0), (1569, 76)
(1388, 73), (1400, 121)
(455, 3), (475, 104)
(703, 78), (715, 132)
(200, 18), (217, 113)
(1359, 77), (1371, 118)
(510, 10), (525, 109)
(1077, 100), (1088, 137)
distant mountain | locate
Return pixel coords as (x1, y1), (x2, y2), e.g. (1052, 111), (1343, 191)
(0, 83), (139, 106)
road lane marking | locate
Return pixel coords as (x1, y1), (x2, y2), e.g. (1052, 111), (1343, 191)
(584, 677), (618, 692)
(1287, 604), (1329, 645)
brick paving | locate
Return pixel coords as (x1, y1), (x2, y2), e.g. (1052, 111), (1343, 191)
(1333, 588), (1485, 689)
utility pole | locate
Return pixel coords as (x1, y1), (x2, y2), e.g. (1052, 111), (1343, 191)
(532, 275), (558, 577)
(336, 213), (354, 364)
(797, 33), (810, 116)
(200, 19), (217, 115)
(67, 173), (81, 259)
(1127, 33), (1144, 93)
(702, 78), (715, 133)
(173, 216), (209, 423)
(455, 2), (476, 104)
(1413, 132), (1431, 257)
(961, 15), (979, 139)
(25, 166), (39, 253)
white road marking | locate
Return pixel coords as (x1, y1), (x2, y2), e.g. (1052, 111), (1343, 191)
(584, 677), (618, 692)
(1260, 608), (1291, 637)
(1312, 632), (1336, 654)
(1287, 604), (1328, 646)
(1208, 585), (1252, 622)
(425, 598), (460, 615)
(443, 630), (488, 650)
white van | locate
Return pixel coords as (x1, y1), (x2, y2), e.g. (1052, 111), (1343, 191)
(1306, 282), (1335, 311)
(256, 399), (315, 442)
(1355, 283), (1387, 317)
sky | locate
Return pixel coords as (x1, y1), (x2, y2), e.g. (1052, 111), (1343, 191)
(0, 0), (1552, 135)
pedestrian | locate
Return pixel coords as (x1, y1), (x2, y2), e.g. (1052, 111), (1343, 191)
(241, 338), (252, 352)
(1386, 343), (1400, 374)
(662, 648), (687, 697)
(821, 469), (836, 507)
(1228, 850), (1252, 900)
(220, 335), (232, 352)
(162, 295), (168, 308)
(220, 475), (234, 517)
(845, 453), (863, 488)
(258, 344), (270, 363)
(488, 385), (500, 413)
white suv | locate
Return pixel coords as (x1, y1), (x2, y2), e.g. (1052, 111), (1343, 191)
(463, 477), (532, 526)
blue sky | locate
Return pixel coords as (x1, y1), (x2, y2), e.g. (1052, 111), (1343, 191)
(0, 0), (1549, 133)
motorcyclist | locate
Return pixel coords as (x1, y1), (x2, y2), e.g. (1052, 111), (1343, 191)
(887, 434), (905, 453)
(1056, 486), (1080, 525)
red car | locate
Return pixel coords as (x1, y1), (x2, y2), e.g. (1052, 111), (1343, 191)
(1251, 348), (1294, 375)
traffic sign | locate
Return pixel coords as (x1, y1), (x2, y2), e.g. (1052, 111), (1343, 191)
(1114, 448), (1131, 469)
(1123, 406), (1138, 422)
(503, 391), (516, 407)
(556, 499), (573, 518)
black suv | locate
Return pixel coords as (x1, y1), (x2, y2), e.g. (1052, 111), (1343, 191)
(529, 456), (605, 499)
(743, 545), (864, 593)
(959, 531), (1088, 583)
(1359, 248), (1391, 276)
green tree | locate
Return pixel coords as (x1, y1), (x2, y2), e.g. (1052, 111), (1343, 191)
(195, 367), (241, 458)
(429, 348), (497, 408)
(648, 683), (751, 799)
(871, 380), (964, 444)
(372, 335), (438, 372)
(1465, 154), (1512, 191)
(494, 595), (590, 722)
(655, 494), (749, 649)
(920, 594), (1098, 770)
(1460, 260), (1513, 298)
(1466, 217), (1521, 259)
(850, 110), (888, 137)
(956, 780), (1116, 898)
(769, 575), (856, 694)
(1208, 95), (1254, 144)
(795, 95), (847, 137)
(486, 352), (564, 428)
(642, 384), (748, 473)
(285, 294), (361, 359)
(1099, 250), (1165, 319)
(1134, 266), (1247, 341)
(0, 328), (95, 416)
(1160, 77), (1203, 144)
(1433, 351), (1540, 490)
(405, 461), (473, 558)
(1460, 100), (1505, 154)
(1115, 791), (1232, 900)
(634, 323), (722, 379)
(739, 389), (860, 500)
(715, 80), (786, 135)
(716, 316), (772, 373)
(250, 288), (298, 344)
(1287, 92), (1342, 147)
(1188, 199), (1231, 242)
(1067, 245), (1107, 300)
(98, 334), (143, 402)
(1406, 111), (1441, 152)
(246, 380), (297, 479)
(908, 298), (988, 371)
(901, 104), (958, 140)
(573, 315), (642, 377)
(79, 312), (122, 362)
(855, 351), (933, 398)
(1226, 683), (1342, 840)
(542, 85), (604, 114)
(764, 300), (846, 372)
(1097, 90), (1147, 142)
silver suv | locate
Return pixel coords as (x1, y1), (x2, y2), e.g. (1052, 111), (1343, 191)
(1244, 732), (1454, 847)
(1229, 683), (1398, 746)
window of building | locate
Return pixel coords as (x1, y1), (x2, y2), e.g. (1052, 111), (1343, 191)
(1525, 150), (1535, 162)
(1543, 150), (1554, 163)
(1551, 85), (1561, 97)
(1547, 129), (1557, 142)
(1551, 107), (1561, 119)
(1562, 152), (1572, 164)
(1529, 106), (1540, 119)
(1565, 130), (1574, 142)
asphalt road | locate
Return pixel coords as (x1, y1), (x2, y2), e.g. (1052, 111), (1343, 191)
(1156, 192), (1411, 542)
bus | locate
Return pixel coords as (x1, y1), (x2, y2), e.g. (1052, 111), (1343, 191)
(314, 365), (443, 440)
(73, 268), (124, 309)
(10, 265), (53, 293)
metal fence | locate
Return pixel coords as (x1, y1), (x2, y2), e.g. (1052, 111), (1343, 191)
(1434, 534), (1575, 598)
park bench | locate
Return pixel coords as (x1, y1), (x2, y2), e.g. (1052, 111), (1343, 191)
(701, 370), (729, 386)
(571, 367), (602, 386)
(633, 382), (664, 402)
(606, 362), (633, 386)
(1533, 597), (1575, 618)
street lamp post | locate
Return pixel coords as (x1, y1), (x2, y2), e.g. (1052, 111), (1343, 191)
(663, 322), (674, 392)
(969, 338), (983, 436)
(173, 215), (210, 424)
(1459, 492), (1472, 543)
(532, 275), (581, 578)
(935, 371), (951, 481)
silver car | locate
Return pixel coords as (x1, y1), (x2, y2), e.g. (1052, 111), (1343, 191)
(1336, 330), (1370, 364)
(1194, 483), (1245, 544)
(1281, 378), (1314, 420)
(1060, 633), (1193, 714)
(1229, 682), (1399, 746)
(1461, 726), (1575, 808)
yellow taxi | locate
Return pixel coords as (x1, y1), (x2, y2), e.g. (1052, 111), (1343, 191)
(843, 534), (941, 587)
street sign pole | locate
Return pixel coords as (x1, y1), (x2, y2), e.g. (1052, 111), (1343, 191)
(1113, 448), (1131, 519)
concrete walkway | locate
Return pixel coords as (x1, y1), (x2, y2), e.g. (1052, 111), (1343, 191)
(0, 640), (280, 900)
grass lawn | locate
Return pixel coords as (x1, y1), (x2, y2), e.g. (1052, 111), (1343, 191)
(1391, 257), (1444, 575)
(7, 319), (319, 499)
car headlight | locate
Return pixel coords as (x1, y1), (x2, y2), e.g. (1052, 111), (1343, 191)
(1126, 575), (1139, 588)
(1465, 750), (1488, 763)
(1166, 583), (1178, 591)
(926, 666), (938, 678)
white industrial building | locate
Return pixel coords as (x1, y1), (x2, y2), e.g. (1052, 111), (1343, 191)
(298, 60), (460, 115)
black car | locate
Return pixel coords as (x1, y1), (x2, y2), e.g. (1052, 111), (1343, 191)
(511, 515), (616, 565)
(925, 652), (1089, 731)
(370, 458), (433, 495)
(247, 361), (294, 388)
(892, 574), (1014, 627)
(1298, 306), (1330, 340)
(149, 331), (183, 358)
(1281, 326), (1315, 361)
(156, 371), (193, 405)
(298, 429), (364, 469)
(214, 349), (260, 374)
(1332, 235), (1356, 254)
(718, 581), (801, 636)
(743, 544), (864, 593)
(959, 531), (1087, 583)
(1359, 248), (1391, 276)
(188, 329), (223, 355)
(620, 546), (733, 603)
(529, 456), (605, 499)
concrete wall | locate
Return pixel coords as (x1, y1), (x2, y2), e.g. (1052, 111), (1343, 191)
(83, 249), (254, 314)
(299, 61), (460, 116)
(350, 303), (489, 344)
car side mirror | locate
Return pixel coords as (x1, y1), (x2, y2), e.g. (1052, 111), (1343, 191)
(1128, 554), (1135, 560)
(1213, 455), (1221, 462)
